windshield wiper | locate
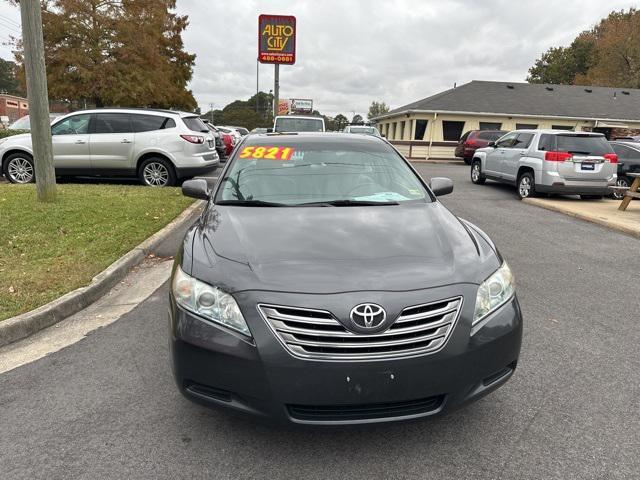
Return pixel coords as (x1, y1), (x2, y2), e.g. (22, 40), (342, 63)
(296, 199), (399, 207)
(215, 199), (287, 207)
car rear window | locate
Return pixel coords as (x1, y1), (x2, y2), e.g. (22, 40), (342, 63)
(478, 131), (505, 141)
(555, 135), (614, 156)
(183, 116), (209, 133)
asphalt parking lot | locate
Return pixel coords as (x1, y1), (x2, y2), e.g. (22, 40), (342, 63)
(1, 163), (639, 480)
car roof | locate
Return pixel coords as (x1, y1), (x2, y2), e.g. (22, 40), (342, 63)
(275, 115), (323, 120)
(610, 140), (640, 149)
(54, 108), (195, 118)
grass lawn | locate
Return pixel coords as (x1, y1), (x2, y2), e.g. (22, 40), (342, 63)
(0, 183), (194, 321)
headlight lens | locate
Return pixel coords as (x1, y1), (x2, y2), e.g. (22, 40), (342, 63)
(171, 266), (251, 337)
(473, 262), (515, 325)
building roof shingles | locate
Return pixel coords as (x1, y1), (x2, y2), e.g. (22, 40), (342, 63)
(381, 81), (640, 121)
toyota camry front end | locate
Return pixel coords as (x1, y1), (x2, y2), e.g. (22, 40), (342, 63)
(169, 133), (522, 425)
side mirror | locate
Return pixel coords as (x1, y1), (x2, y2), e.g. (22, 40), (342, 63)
(488, 141), (497, 148)
(182, 178), (210, 200)
(266, 128), (274, 133)
(430, 177), (454, 197)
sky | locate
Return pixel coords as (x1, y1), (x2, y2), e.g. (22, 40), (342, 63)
(0, 0), (638, 118)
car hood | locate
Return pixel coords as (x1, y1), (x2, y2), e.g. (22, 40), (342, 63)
(2, 133), (30, 143)
(187, 203), (501, 294)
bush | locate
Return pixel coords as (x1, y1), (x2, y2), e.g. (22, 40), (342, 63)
(0, 129), (28, 139)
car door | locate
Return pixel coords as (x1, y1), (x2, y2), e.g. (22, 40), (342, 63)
(612, 143), (640, 177)
(89, 113), (135, 175)
(50, 113), (92, 173)
(502, 133), (534, 182)
(485, 132), (517, 177)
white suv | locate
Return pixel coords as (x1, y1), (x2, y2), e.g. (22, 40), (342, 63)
(470, 130), (617, 199)
(0, 108), (219, 186)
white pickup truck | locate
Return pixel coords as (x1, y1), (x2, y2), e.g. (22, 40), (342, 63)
(273, 115), (325, 133)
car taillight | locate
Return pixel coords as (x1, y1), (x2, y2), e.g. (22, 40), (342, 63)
(604, 153), (618, 164)
(545, 151), (573, 162)
(466, 139), (479, 146)
(180, 134), (205, 144)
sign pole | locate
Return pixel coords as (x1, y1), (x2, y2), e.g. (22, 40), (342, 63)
(273, 64), (280, 118)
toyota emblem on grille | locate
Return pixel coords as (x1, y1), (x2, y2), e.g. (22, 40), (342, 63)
(350, 303), (386, 329)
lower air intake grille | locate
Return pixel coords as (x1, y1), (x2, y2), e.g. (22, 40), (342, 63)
(258, 297), (462, 360)
(287, 395), (444, 422)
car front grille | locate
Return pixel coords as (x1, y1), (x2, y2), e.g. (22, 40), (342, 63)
(257, 297), (462, 361)
(287, 395), (445, 422)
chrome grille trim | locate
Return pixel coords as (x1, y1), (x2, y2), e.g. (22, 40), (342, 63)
(257, 296), (463, 361)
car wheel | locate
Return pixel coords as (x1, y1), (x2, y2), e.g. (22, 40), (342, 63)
(611, 177), (630, 200)
(517, 172), (535, 200)
(580, 195), (603, 200)
(4, 153), (35, 184)
(139, 157), (176, 187)
(463, 157), (472, 165)
(470, 161), (486, 185)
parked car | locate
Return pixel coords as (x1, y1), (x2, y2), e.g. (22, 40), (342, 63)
(250, 127), (269, 134)
(455, 130), (507, 165)
(0, 108), (218, 186)
(273, 115), (325, 133)
(203, 121), (228, 162)
(612, 136), (640, 142)
(609, 141), (640, 199)
(470, 130), (617, 200)
(170, 132), (522, 424)
(7, 113), (63, 131)
(228, 126), (249, 136)
(343, 125), (381, 136)
(219, 131), (236, 157)
(217, 126), (242, 142)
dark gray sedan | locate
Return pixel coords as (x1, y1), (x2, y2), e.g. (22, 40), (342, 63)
(169, 133), (522, 425)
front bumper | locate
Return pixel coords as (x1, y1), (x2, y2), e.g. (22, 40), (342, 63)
(169, 286), (522, 425)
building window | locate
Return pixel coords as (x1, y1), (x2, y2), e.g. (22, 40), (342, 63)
(516, 123), (537, 130)
(442, 121), (465, 141)
(414, 120), (428, 140)
(552, 125), (574, 131)
(479, 122), (502, 130)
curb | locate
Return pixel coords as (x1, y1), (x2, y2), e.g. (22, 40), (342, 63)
(0, 200), (205, 348)
(523, 198), (640, 239)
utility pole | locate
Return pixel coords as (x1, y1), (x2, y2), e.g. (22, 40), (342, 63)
(273, 64), (279, 118)
(256, 58), (259, 113)
(209, 103), (214, 123)
(20, 0), (56, 202)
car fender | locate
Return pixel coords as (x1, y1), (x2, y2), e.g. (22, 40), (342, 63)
(133, 147), (178, 168)
(518, 156), (543, 183)
(472, 149), (488, 169)
(0, 142), (34, 170)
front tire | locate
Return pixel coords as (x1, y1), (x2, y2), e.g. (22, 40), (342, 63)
(138, 157), (176, 187)
(517, 172), (535, 200)
(4, 153), (35, 184)
(470, 160), (485, 184)
(463, 157), (472, 165)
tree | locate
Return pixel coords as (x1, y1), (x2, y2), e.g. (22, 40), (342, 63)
(577, 9), (640, 88)
(527, 34), (595, 84)
(527, 8), (640, 89)
(0, 58), (22, 95)
(368, 101), (390, 119)
(351, 114), (363, 124)
(333, 114), (348, 130)
(11, 0), (196, 110)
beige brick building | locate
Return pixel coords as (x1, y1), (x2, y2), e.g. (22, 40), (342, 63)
(373, 81), (640, 160)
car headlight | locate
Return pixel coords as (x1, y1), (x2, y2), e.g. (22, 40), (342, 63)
(172, 266), (251, 337)
(473, 262), (515, 325)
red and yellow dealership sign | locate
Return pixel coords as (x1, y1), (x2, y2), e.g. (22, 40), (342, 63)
(258, 15), (296, 64)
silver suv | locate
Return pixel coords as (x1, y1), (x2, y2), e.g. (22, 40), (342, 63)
(470, 130), (617, 199)
(0, 109), (219, 186)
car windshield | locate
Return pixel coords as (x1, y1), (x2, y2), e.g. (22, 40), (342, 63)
(216, 137), (429, 206)
(556, 135), (614, 156)
(9, 116), (31, 130)
(275, 118), (323, 132)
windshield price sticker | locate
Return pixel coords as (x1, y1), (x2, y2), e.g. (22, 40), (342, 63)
(239, 146), (295, 160)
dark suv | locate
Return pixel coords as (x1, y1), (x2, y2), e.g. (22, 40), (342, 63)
(456, 130), (507, 164)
